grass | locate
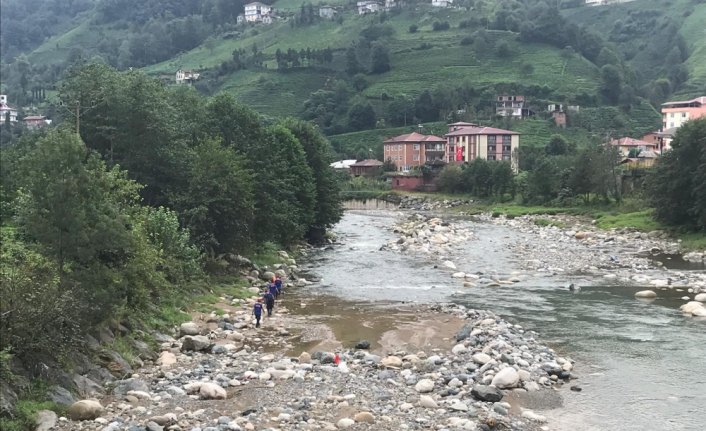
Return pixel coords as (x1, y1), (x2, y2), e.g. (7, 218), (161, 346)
(0, 380), (65, 431)
(592, 209), (661, 231)
(534, 218), (567, 229)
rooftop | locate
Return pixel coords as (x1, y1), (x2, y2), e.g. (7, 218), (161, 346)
(611, 137), (655, 147)
(383, 132), (446, 144)
(445, 126), (520, 137)
(661, 96), (706, 107)
(350, 159), (384, 167)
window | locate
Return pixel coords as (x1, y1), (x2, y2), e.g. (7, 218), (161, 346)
(488, 146), (495, 154)
(682, 113), (687, 118)
(502, 155), (511, 161)
(413, 144), (420, 150)
(488, 136), (496, 145)
(487, 155), (496, 160)
(502, 135), (511, 145)
(413, 154), (420, 161)
(670, 113), (674, 118)
(503, 145), (511, 153)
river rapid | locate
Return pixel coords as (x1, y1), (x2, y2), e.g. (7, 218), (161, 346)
(300, 209), (706, 431)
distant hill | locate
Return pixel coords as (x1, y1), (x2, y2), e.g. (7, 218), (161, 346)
(2, 0), (702, 144)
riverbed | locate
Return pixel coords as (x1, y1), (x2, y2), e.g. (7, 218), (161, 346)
(299, 209), (706, 431)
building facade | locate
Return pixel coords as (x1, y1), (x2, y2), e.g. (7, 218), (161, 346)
(175, 69), (200, 84)
(244, 2), (273, 22)
(23, 115), (50, 129)
(383, 132), (446, 172)
(661, 96), (706, 130)
(444, 123), (520, 171)
(357, 1), (381, 14)
(349, 159), (384, 177)
(496, 95), (531, 118)
(0, 95), (18, 123)
(610, 137), (659, 157)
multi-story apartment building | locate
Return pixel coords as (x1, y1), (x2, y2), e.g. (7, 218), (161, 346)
(383, 132), (446, 172)
(444, 122), (520, 171)
(244, 2), (273, 22)
(661, 96), (706, 130)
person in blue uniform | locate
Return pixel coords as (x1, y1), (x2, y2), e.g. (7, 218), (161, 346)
(263, 290), (275, 317)
(253, 298), (263, 328)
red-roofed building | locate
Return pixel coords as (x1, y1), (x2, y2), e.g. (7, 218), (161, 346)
(383, 132), (446, 172)
(349, 159), (384, 177)
(444, 123), (520, 171)
(610, 137), (659, 157)
(23, 115), (50, 129)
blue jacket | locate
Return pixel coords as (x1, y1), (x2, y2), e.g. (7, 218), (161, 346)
(268, 283), (278, 296)
(253, 303), (263, 316)
(264, 292), (275, 306)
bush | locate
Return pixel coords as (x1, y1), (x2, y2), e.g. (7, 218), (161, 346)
(432, 21), (450, 31)
(460, 36), (474, 46)
(408, 24), (418, 33)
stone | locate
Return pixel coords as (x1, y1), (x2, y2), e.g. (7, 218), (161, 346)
(681, 301), (706, 315)
(0, 381), (17, 416)
(451, 344), (467, 355)
(491, 367), (519, 389)
(634, 290), (657, 299)
(336, 418), (355, 429)
(199, 382), (226, 400)
(181, 335), (212, 352)
(449, 400), (468, 411)
(179, 322), (200, 337)
(381, 356), (403, 368)
(298, 352), (312, 364)
(415, 378), (435, 393)
(695, 293), (706, 302)
(47, 386), (75, 406)
(442, 261), (457, 270)
(419, 395), (438, 408)
(471, 385), (503, 402)
(157, 351), (176, 367)
(68, 400), (104, 421)
(521, 410), (547, 422)
(145, 421), (163, 431)
(355, 340), (371, 349)
(35, 409), (57, 431)
(472, 353), (492, 365)
(72, 375), (105, 397)
(354, 412), (375, 423)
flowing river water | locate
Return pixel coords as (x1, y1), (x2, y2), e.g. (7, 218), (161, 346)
(297, 209), (705, 431)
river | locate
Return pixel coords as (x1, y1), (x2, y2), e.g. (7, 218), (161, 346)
(299, 209), (706, 431)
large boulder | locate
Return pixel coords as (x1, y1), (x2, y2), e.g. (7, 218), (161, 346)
(179, 322), (200, 337)
(199, 382), (226, 400)
(472, 353), (492, 365)
(415, 379), (435, 393)
(381, 356), (403, 368)
(157, 351), (177, 367)
(634, 290), (657, 299)
(35, 410), (57, 431)
(491, 367), (519, 389)
(67, 399), (103, 421)
(680, 301), (705, 315)
(112, 378), (149, 396)
(471, 385), (504, 402)
(180, 335), (212, 352)
(694, 293), (706, 302)
(47, 386), (75, 406)
(0, 381), (17, 417)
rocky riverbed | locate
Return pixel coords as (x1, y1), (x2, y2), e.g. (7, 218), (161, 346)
(381, 210), (706, 318)
(50, 295), (572, 431)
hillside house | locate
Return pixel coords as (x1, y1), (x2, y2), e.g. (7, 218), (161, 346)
(431, 0), (453, 7)
(319, 6), (338, 19)
(444, 123), (520, 172)
(496, 95), (532, 119)
(661, 96), (706, 130)
(384, 0), (397, 10)
(349, 159), (384, 177)
(244, 2), (273, 22)
(610, 137), (658, 157)
(383, 132), (447, 172)
(0, 95), (18, 123)
(175, 69), (200, 84)
(23, 115), (50, 129)
(548, 103), (566, 128)
(357, 1), (381, 14)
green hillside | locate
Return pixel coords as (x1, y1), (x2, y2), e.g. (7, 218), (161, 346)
(2, 0), (697, 138)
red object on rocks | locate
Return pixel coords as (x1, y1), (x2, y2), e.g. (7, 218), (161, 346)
(334, 353), (341, 365)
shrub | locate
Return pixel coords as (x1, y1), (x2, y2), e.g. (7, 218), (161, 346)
(408, 24), (418, 33)
(432, 21), (450, 31)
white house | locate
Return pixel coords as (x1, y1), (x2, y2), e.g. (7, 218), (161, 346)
(319, 6), (337, 19)
(384, 0), (397, 10)
(0, 95), (18, 123)
(175, 69), (200, 84)
(244, 2), (273, 22)
(357, 1), (381, 15)
(431, 0), (453, 7)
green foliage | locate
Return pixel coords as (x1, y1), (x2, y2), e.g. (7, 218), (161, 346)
(174, 139), (255, 253)
(370, 42), (391, 74)
(348, 101), (377, 131)
(649, 118), (706, 229)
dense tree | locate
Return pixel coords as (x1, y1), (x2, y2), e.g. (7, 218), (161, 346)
(347, 101), (377, 131)
(649, 119), (706, 229)
(370, 42), (391, 74)
(279, 119), (343, 241)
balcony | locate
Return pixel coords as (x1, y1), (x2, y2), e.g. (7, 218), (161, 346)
(425, 144), (445, 152)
